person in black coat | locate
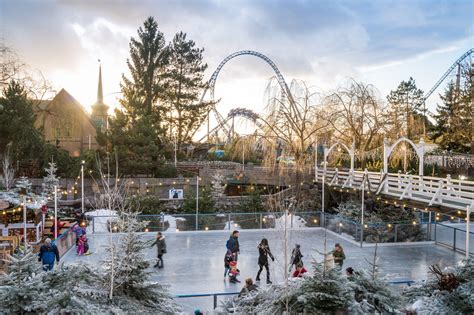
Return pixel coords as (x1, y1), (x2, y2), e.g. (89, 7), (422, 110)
(150, 232), (167, 268)
(256, 238), (274, 284)
(226, 230), (240, 261)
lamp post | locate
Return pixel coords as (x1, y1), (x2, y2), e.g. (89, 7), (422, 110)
(54, 185), (58, 239)
(23, 196), (27, 247)
(195, 176), (199, 230)
(174, 136), (178, 167)
(466, 206), (471, 259)
(81, 160), (85, 213)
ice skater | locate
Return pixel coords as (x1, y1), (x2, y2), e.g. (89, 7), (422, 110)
(226, 230), (240, 261)
(224, 249), (235, 280)
(228, 261), (240, 283)
(256, 238), (274, 284)
(289, 244), (303, 272)
(77, 234), (87, 255)
(332, 243), (346, 268)
(151, 232), (167, 268)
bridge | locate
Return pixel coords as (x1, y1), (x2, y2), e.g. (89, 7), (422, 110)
(315, 167), (474, 215)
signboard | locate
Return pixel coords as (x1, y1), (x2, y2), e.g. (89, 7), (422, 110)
(169, 188), (184, 199)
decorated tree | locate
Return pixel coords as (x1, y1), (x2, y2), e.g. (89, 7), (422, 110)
(42, 161), (59, 196)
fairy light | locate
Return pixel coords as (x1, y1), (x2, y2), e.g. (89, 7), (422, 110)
(205, 227), (209, 231)
(313, 219), (318, 223)
(145, 228), (149, 232)
(450, 216), (454, 220)
(412, 221), (417, 225)
(364, 224), (368, 228)
(176, 228), (180, 232)
(339, 223), (343, 227)
(263, 218), (266, 223)
(388, 224), (392, 228)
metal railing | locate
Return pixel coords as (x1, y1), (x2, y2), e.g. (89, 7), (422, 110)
(432, 222), (474, 255)
(175, 279), (418, 310)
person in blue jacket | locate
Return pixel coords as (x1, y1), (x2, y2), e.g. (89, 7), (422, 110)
(38, 238), (60, 271)
(226, 230), (240, 261)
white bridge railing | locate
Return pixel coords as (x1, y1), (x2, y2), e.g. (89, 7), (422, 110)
(315, 168), (474, 213)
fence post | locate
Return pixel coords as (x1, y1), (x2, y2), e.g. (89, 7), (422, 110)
(228, 213), (231, 230)
(259, 213), (263, 229)
(394, 224), (398, 242)
(453, 228), (457, 250)
(434, 219), (437, 242)
(161, 213), (165, 231)
(92, 217), (95, 234)
(213, 294), (218, 309)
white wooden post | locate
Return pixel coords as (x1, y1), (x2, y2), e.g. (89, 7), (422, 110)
(360, 172), (365, 248)
(383, 138), (388, 174)
(350, 141), (355, 172)
(54, 185), (58, 239)
(23, 196), (27, 247)
(322, 145), (328, 225)
(314, 141), (318, 183)
(418, 138), (425, 176)
(81, 160), (85, 213)
(466, 205), (471, 259)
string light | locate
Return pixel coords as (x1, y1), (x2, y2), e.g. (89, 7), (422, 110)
(387, 224), (392, 228)
(145, 228), (149, 232)
(364, 224), (368, 228)
(205, 227), (209, 231)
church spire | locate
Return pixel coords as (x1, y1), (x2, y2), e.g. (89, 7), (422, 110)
(97, 59), (104, 104)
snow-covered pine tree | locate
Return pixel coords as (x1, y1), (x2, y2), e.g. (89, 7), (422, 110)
(0, 247), (45, 313)
(403, 259), (473, 314)
(0, 247), (42, 284)
(15, 176), (32, 195)
(42, 161), (59, 196)
(102, 210), (181, 313)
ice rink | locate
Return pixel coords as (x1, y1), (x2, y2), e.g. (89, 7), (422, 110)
(62, 228), (464, 313)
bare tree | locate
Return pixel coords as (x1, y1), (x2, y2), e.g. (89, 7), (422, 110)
(325, 80), (388, 167)
(2, 143), (15, 191)
(261, 78), (332, 174)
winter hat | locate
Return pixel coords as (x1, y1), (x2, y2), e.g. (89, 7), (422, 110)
(295, 244), (300, 248)
(229, 261), (237, 267)
(45, 238), (52, 244)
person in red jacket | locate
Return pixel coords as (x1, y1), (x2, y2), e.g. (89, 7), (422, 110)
(292, 264), (308, 278)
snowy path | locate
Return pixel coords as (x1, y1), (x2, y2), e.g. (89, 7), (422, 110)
(62, 228), (463, 313)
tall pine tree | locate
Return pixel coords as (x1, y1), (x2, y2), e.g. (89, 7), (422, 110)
(105, 17), (169, 175)
(432, 63), (473, 153)
(387, 77), (424, 139)
(163, 32), (213, 149)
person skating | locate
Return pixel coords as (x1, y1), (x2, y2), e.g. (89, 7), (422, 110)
(292, 264), (308, 278)
(239, 278), (258, 297)
(150, 232), (167, 268)
(77, 234), (87, 255)
(226, 230), (240, 261)
(332, 243), (346, 268)
(38, 238), (60, 271)
(228, 261), (240, 283)
(289, 244), (303, 272)
(224, 249), (235, 280)
(256, 238), (274, 284)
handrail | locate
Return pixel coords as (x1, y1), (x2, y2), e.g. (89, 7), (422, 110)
(52, 223), (78, 244)
(174, 279), (419, 309)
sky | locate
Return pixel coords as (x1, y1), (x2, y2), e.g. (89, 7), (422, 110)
(1, 0), (473, 137)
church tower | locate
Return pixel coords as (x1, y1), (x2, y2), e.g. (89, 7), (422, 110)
(90, 62), (109, 132)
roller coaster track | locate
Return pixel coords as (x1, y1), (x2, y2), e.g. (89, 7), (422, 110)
(198, 50), (294, 141)
(424, 48), (473, 101)
(197, 107), (265, 143)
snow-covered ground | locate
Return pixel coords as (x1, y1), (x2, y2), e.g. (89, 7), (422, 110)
(62, 228), (464, 313)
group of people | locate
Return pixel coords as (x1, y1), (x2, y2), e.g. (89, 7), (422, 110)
(222, 230), (348, 296)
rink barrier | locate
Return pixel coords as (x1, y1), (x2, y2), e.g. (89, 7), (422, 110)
(175, 280), (418, 309)
(52, 223), (78, 258)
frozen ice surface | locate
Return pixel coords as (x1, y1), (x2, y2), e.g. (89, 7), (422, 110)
(62, 228), (463, 313)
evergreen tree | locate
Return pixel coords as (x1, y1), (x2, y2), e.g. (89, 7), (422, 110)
(15, 176), (32, 194)
(163, 31), (213, 148)
(42, 161), (59, 196)
(182, 185), (215, 213)
(387, 77), (424, 139)
(0, 80), (44, 164)
(432, 64), (473, 153)
(102, 211), (180, 313)
(0, 247), (42, 284)
(104, 16), (169, 176)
